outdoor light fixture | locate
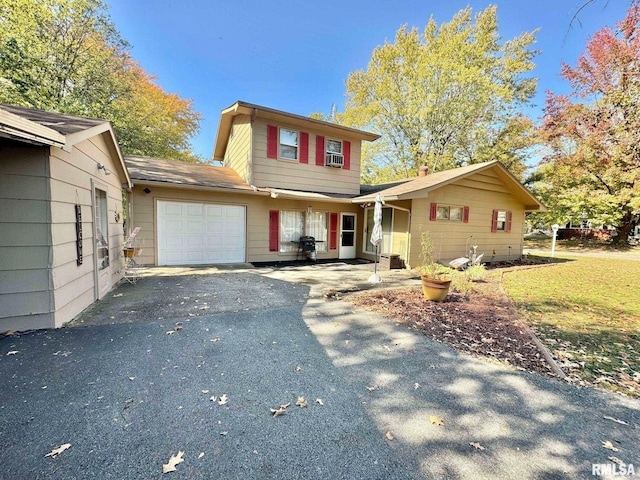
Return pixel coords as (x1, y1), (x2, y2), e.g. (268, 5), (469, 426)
(97, 163), (111, 175)
(143, 187), (151, 194)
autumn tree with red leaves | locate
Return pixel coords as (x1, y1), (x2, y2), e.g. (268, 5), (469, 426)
(538, 2), (640, 242)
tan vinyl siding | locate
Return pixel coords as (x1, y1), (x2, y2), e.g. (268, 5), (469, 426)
(223, 115), (252, 183)
(252, 119), (361, 195)
(408, 170), (525, 267)
(130, 185), (362, 265)
(49, 133), (125, 327)
(0, 142), (54, 331)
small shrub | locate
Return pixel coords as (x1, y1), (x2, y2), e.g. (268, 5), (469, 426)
(465, 265), (487, 282)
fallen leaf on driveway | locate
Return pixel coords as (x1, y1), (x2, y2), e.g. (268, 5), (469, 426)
(429, 416), (444, 426)
(165, 330), (176, 335)
(210, 396), (217, 402)
(162, 451), (185, 473)
(218, 394), (228, 406)
(366, 385), (379, 392)
(414, 383), (421, 390)
(45, 443), (71, 458)
(6, 351), (18, 356)
(602, 440), (619, 452)
(270, 403), (291, 417)
(469, 442), (485, 450)
(201, 390), (209, 394)
(295, 366), (302, 372)
(113, 293), (123, 297)
(270, 407), (287, 417)
(198, 452), (204, 459)
(608, 456), (624, 466)
(383, 345), (392, 352)
(385, 431), (394, 440)
(210, 337), (220, 342)
(129, 377), (135, 381)
(296, 396), (307, 407)
(316, 398), (324, 406)
(603, 415), (629, 425)
(220, 431), (228, 436)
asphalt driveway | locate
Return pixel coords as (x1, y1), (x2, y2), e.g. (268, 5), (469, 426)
(1, 263), (639, 479)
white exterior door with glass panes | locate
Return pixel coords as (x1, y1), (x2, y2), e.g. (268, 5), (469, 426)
(94, 186), (110, 299)
(339, 213), (356, 259)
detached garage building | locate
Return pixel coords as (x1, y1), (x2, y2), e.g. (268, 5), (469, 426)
(0, 105), (131, 332)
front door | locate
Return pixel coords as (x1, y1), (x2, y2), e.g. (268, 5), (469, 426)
(94, 187), (110, 299)
(339, 213), (356, 259)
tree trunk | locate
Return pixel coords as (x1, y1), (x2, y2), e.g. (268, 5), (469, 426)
(612, 210), (635, 244)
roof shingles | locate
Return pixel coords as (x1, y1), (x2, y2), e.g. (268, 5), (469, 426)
(124, 156), (257, 192)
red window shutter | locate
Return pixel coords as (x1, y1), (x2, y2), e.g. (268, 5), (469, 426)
(299, 132), (309, 164)
(269, 210), (279, 251)
(429, 203), (437, 221)
(343, 140), (351, 170)
(267, 125), (278, 159)
(329, 212), (338, 250)
(491, 209), (499, 233)
(316, 135), (325, 166)
(463, 206), (470, 224)
(506, 211), (513, 233)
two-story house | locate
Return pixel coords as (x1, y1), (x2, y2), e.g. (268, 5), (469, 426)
(125, 101), (382, 266)
(125, 100), (545, 269)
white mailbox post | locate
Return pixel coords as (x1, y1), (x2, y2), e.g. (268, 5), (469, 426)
(551, 224), (559, 257)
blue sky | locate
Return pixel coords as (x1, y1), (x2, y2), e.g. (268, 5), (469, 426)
(106, 0), (631, 159)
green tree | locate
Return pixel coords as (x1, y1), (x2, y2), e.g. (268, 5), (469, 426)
(342, 6), (538, 182)
(0, 0), (201, 161)
(538, 3), (640, 242)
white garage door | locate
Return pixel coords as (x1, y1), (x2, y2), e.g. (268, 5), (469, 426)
(157, 200), (246, 266)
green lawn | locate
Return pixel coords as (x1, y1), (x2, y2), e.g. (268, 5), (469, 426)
(502, 256), (640, 397)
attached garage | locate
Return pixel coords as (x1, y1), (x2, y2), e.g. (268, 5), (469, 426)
(157, 200), (246, 265)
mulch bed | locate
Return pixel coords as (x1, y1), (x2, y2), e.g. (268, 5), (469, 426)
(350, 285), (556, 377)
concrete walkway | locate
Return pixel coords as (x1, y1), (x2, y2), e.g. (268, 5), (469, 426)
(1, 261), (639, 479)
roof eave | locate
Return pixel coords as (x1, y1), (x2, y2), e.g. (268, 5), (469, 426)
(212, 100), (381, 161)
(131, 178), (270, 195)
(0, 108), (66, 147)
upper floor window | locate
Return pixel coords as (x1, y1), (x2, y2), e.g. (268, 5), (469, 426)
(326, 139), (342, 155)
(279, 129), (298, 160)
(437, 205), (463, 221)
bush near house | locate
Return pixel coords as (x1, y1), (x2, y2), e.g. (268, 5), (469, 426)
(556, 228), (613, 241)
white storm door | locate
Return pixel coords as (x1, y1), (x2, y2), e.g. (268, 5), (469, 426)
(339, 213), (356, 259)
(94, 187), (111, 299)
(157, 201), (246, 266)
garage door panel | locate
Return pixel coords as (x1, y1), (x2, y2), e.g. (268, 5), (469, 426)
(157, 201), (246, 266)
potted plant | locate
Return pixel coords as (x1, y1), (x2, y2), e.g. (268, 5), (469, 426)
(418, 231), (451, 301)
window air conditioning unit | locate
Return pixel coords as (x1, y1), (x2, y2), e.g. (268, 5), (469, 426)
(325, 154), (344, 168)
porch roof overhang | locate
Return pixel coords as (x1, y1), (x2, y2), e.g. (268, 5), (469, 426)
(265, 187), (356, 203)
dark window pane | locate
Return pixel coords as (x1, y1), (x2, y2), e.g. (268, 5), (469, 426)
(342, 215), (355, 230)
(342, 231), (355, 247)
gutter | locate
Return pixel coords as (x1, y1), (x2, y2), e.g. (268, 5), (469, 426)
(130, 179), (270, 196)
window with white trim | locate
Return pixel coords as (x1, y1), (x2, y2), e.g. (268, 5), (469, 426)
(495, 210), (507, 231)
(279, 129), (298, 160)
(326, 139), (342, 155)
(279, 210), (304, 252)
(364, 206), (393, 254)
(306, 211), (328, 252)
(437, 205), (463, 221)
(279, 210), (328, 253)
